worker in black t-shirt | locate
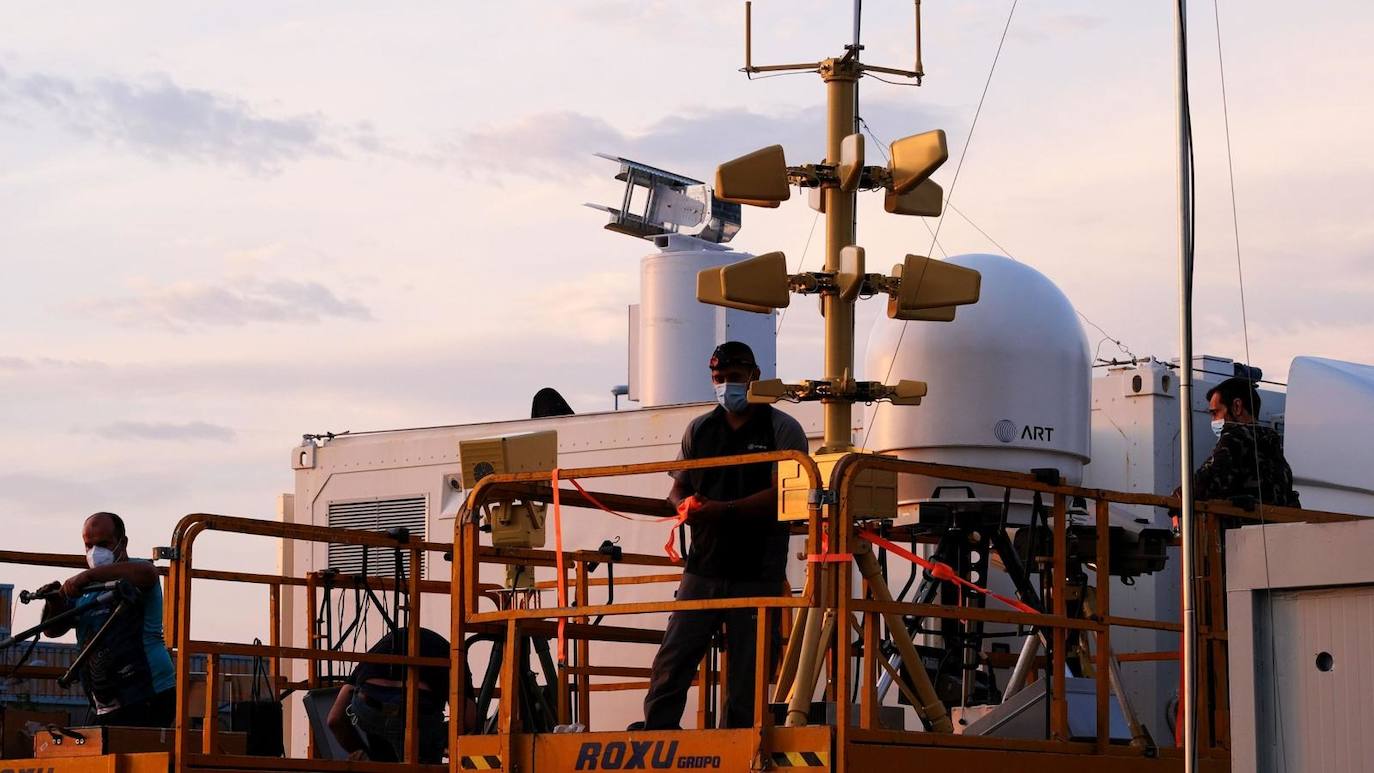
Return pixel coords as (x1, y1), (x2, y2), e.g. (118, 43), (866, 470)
(640, 341), (809, 730)
(325, 627), (475, 763)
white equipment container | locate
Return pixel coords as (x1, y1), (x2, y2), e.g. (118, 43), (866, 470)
(632, 234), (776, 407)
(862, 253), (1091, 505)
(1283, 355), (1374, 516)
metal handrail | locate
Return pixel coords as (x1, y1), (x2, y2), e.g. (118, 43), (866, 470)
(450, 450), (825, 755)
(164, 513), (455, 772)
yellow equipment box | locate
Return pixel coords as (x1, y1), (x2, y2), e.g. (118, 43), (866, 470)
(777, 451), (898, 522)
(458, 430), (558, 548)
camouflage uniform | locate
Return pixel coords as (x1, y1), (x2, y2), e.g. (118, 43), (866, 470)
(1192, 422), (1301, 509)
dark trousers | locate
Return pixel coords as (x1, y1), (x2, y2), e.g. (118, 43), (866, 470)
(348, 689), (447, 764)
(642, 573), (782, 730)
(95, 688), (176, 727)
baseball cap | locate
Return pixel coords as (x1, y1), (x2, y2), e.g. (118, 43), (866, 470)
(709, 341), (757, 369)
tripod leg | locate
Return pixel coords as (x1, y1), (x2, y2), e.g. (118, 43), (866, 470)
(772, 573), (813, 703)
(855, 544), (952, 732)
(476, 637), (504, 732)
(783, 603), (830, 726)
(1082, 588), (1152, 750)
(773, 605), (807, 703)
(784, 566), (838, 726)
(874, 530), (961, 703)
(1003, 635), (1040, 700)
(991, 529), (1044, 611)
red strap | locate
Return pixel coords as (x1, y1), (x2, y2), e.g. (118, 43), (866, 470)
(567, 478), (660, 523)
(807, 531), (852, 563)
(859, 530), (1039, 615)
(551, 468), (568, 665)
(807, 553), (854, 563)
(566, 477), (685, 563)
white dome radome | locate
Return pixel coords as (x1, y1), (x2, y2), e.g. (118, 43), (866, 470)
(862, 253), (1091, 504)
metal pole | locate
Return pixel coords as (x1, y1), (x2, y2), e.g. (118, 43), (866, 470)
(821, 58), (858, 453)
(1002, 634), (1039, 700)
(1174, 0), (1198, 770)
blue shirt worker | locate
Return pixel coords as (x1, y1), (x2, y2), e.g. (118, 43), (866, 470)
(41, 512), (176, 727)
(640, 341), (809, 730)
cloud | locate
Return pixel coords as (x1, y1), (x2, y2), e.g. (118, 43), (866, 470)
(86, 420), (236, 442)
(454, 100), (952, 182)
(84, 277), (372, 330)
(527, 271), (636, 345)
(0, 470), (193, 521)
(0, 355), (106, 372)
(0, 65), (359, 172)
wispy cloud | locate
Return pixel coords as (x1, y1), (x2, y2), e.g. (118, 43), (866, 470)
(454, 101), (951, 182)
(0, 355), (107, 372)
(83, 277), (373, 330)
(86, 420), (236, 442)
(0, 65), (373, 173)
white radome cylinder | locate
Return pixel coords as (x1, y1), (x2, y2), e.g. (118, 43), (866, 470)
(638, 236), (776, 407)
(863, 253), (1091, 505)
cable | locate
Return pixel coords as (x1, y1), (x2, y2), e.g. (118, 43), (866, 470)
(859, 117), (951, 259)
(864, 73), (923, 87)
(1211, 0), (1287, 765)
(865, 114), (1139, 366)
(1159, 360), (1287, 387)
(774, 209), (822, 333)
(860, 0), (1019, 452)
(745, 69), (818, 81)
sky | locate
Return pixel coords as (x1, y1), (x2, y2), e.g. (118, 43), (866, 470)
(2, 0), (1372, 640)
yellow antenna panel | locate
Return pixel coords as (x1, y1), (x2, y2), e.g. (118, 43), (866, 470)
(838, 133), (864, 192)
(886, 256), (979, 320)
(889, 130), (948, 194)
(697, 251), (790, 313)
(715, 145), (791, 207)
(884, 178), (943, 217)
(838, 245), (865, 302)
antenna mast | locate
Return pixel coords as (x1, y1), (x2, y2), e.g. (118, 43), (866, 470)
(715, 0), (969, 453)
(694, 1), (980, 733)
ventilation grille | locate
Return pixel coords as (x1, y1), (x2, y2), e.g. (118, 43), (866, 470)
(327, 496), (427, 578)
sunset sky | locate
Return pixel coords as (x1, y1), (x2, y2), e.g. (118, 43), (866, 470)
(3, 0), (1371, 638)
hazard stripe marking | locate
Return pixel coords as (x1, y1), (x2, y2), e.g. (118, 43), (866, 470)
(459, 755), (503, 770)
(771, 751), (828, 767)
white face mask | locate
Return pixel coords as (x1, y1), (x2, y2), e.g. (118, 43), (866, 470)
(1210, 418), (1226, 438)
(86, 546), (116, 569)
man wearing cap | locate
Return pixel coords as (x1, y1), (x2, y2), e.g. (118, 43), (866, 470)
(639, 341), (808, 730)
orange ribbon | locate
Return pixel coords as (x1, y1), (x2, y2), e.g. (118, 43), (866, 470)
(665, 496), (701, 564)
(859, 530), (1039, 615)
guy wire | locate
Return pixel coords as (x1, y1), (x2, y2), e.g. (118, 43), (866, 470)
(1211, 0), (1287, 764)
(862, 0), (1019, 451)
